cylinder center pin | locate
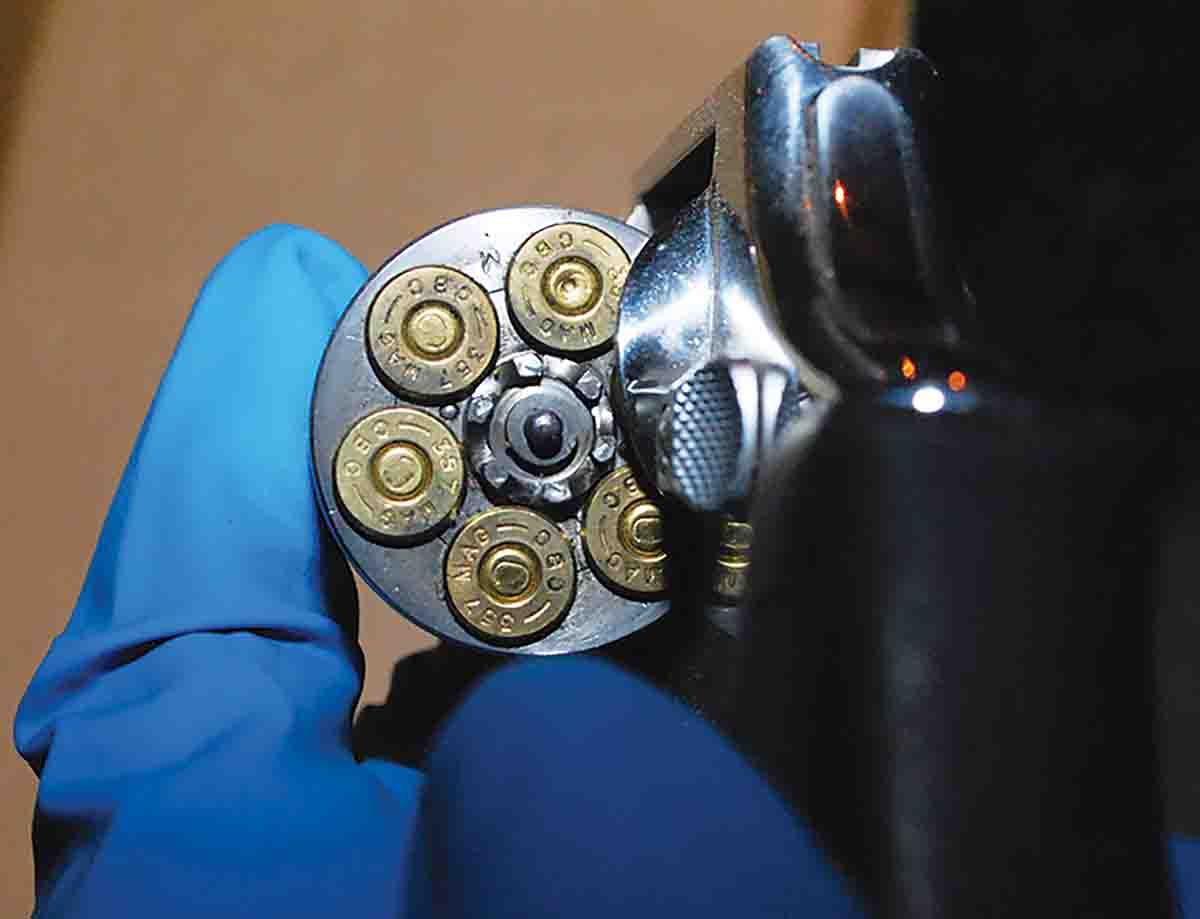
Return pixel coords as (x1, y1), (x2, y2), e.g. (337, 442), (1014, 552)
(523, 410), (565, 459)
(464, 351), (615, 507)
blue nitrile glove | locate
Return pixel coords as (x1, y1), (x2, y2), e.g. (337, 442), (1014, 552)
(14, 225), (873, 918)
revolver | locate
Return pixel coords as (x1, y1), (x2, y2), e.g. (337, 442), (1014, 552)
(310, 37), (945, 656)
(311, 36), (1175, 919)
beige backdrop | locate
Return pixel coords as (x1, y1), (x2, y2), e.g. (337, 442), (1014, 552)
(0, 1), (907, 912)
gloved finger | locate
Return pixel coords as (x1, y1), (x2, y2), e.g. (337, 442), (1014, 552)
(67, 223), (362, 637)
(411, 658), (864, 919)
(14, 228), (429, 919)
(18, 224), (370, 769)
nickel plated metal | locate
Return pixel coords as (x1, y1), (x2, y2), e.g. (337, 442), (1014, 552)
(617, 39), (948, 620)
(312, 207), (667, 654)
(464, 350), (616, 509)
(620, 38), (957, 513)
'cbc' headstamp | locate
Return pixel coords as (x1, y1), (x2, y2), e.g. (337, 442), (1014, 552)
(445, 506), (576, 643)
(367, 265), (499, 401)
(582, 466), (668, 598)
(507, 223), (629, 354)
(334, 407), (464, 543)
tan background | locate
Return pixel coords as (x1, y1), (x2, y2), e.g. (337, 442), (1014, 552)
(0, 1), (907, 912)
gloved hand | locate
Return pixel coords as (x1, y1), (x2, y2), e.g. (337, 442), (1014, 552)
(14, 225), (870, 918)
